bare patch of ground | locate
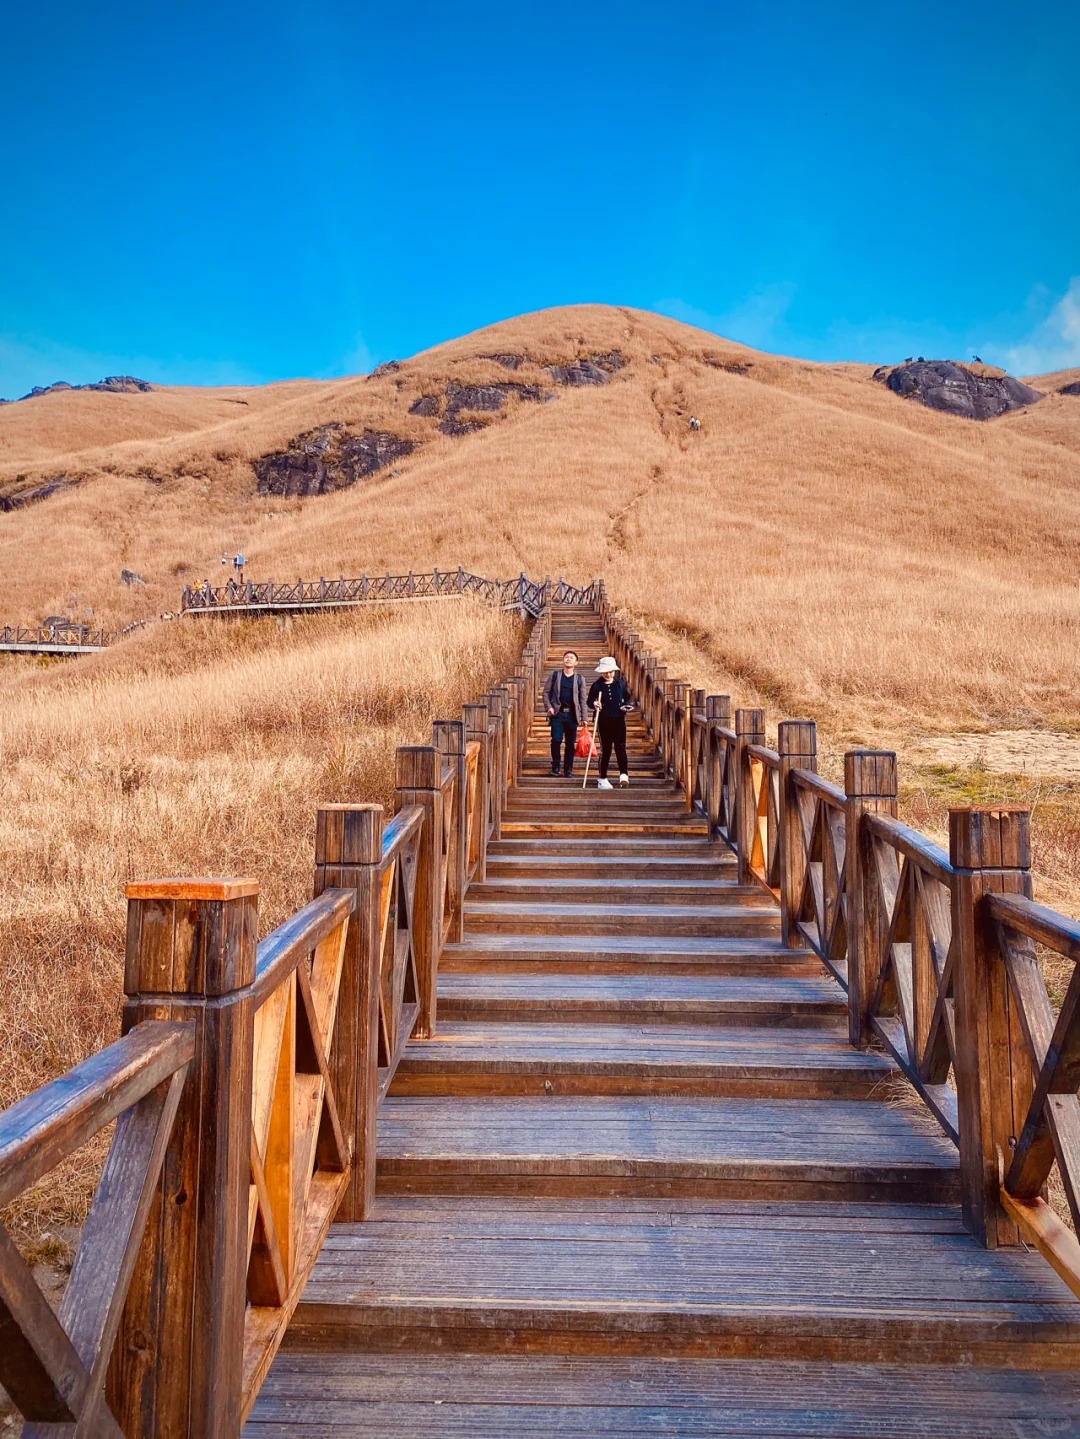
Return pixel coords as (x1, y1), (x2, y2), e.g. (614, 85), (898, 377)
(913, 730), (1080, 778)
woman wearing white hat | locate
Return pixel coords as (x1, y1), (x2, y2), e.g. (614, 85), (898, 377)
(587, 656), (633, 789)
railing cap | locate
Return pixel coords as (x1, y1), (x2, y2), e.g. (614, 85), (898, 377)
(777, 719), (817, 758)
(844, 749), (896, 798)
(949, 806), (1031, 870)
(396, 744), (442, 789)
(315, 803), (384, 866)
(125, 878), (258, 901)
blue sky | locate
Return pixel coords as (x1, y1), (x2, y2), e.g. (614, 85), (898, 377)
(1, 1), (1077, 398)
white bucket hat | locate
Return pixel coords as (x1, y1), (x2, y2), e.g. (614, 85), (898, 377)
(595, 656), (619, 674)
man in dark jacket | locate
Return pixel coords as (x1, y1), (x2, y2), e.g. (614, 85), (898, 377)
(542, 650), (588, 776)
(587, 656), (633, 788)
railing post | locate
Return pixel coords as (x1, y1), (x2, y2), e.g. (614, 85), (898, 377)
(778, 720), (817, 948)
(689, 689), (706, 813)
(395, 749), (444, 1037)
(463, 702), (492, 882)
(109, 879), (258, 1439)
(313, 803), (383, 1219)
(669, 682), (686, 791)
(844, 751), (897, 1049)
(653, 667), (668, 772)
(512, 671), (525, 778)
(488, 688), (508, 839)
(950, 807), (1033, 1248)
(734, 708), (765, 885)
(433, 720), (467, 944)
(705, 696), (731, 841)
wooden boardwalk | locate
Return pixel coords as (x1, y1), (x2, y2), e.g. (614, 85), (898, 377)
(245, 605), (1080, 1437)
(5, 593), (1080, 1437)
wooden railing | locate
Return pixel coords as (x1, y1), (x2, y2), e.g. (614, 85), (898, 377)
(182, 568), (599, 620)
(0, 601), (551, 1437)
(598, 587), (1080, 1298)
(0, 1022), (193, 1434)
(0, 567), (593, 660)
(987, 893), (1080, 1284)
(0, 623), (109, 651)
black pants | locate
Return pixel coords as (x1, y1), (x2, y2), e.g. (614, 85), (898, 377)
(598, 715), (628, 778)
(550, 712), (577, 773)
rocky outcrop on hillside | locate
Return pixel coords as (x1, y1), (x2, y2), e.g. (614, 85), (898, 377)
(545, 350), (626, 386)
(1060, 380), (1080, 397)
(3, 375), (154, 403)
(0, 474), (78, 511)
(254, 425), (415, 497)
(408, 378), (552, 436)
(872, 360), (1041, 420)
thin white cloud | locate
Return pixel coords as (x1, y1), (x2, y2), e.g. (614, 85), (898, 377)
(337, 333), (376, 377)
(655, 284), (798, 350)
(996, 278), (1080, 377)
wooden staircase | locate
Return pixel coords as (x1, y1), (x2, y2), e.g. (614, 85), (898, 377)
(246, 605), (1080, 1436)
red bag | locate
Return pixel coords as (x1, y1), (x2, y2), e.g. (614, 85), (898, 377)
(575, 725), (597, 760)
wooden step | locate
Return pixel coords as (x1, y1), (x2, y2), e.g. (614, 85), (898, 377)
(284, 1195), (1080, 1366)
(489, 837), (725, 858)
(375, 1095), (961, 1203)
(485, 854), (735, 880)
(436, 972), (847, 1028)
(463, 900), (779, 937)
(468, 878), (764, 905)
(501, 821), (710, 838)
(503, 812), (699, 829)
(441, 934), (821, 976)
(247, 1348), (1080, 1436)
(520, 765), (673, 777)
(389, 1021), (890, 1097)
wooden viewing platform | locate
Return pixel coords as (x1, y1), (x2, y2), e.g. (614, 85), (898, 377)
(0, 623), (108, 655)
(1, 592), (1079, 1436)
(0, 569), (591, 656)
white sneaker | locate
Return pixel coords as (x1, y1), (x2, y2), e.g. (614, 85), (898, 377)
(596, 778), (614, 789)
(619, 773), (629, 786)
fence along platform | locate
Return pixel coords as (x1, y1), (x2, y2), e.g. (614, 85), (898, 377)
(0, 569), (594, 657)
(0, 623), (108, 654)
(0, 590), (1078, 1436)
(182, 568), (599, 620)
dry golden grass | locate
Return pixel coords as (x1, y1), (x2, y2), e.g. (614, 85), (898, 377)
(0, 599), (521, 1244)
(2, 303), (1078, 742)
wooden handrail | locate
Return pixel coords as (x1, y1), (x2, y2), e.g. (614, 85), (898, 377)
(0, 597), (552, 1438)
(988, 892), (1080, 960)
(0, 1022), (193, 1434)
(596, 585), (1080, 1299)
(986, 889), (1080, 1292)
(864, 811), (955, 887)
(251, 887), (355, 1001)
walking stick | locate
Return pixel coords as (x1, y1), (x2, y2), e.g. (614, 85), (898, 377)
(582, 706), (601, 790)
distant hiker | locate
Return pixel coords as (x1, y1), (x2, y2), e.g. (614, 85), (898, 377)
(542, 649), (587, 777)
(588, 657), (633, 789)
(688, 416), (701, 430)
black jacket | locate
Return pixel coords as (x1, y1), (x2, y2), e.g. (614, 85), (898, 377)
(588, 675), (632, 717)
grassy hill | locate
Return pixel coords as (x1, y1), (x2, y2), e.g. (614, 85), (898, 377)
(1, 305), (1078, 1243)
(2, 304), (1078, 736)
